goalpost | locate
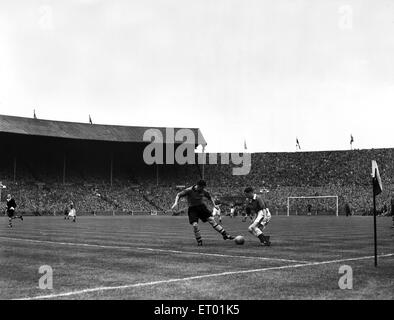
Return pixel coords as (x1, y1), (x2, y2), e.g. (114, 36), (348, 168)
(287, 196), (339, 216)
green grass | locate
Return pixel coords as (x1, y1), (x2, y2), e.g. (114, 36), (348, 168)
(0, 215), (393, 300)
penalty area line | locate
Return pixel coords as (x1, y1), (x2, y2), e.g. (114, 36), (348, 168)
(14, 252), (394, 300)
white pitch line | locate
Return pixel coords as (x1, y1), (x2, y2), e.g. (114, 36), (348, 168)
(0, 236), (308, 264)
(6, 229), (202, 241)
(136, 247), (308, 263)
(14, 252), (394, 300)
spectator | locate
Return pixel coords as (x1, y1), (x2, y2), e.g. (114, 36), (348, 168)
(382, 204), (388, 216)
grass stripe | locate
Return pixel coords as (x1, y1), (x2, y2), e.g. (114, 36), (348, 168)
(15, 252), (394, 300)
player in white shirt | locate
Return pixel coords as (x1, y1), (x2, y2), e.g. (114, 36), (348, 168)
(230, 204), (235, 218)
(212, 205), (222, 223)
(67, 202), (77, 222)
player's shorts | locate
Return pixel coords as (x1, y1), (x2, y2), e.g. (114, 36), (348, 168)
(7, 209), (15, 218)
(212, 209), (221, 217)
(68, 209), (76, 217)
(251, 209), (271, 228)
(188, 204), (212, 224)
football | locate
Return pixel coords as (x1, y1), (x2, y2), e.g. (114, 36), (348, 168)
(234, 235), (245, 245)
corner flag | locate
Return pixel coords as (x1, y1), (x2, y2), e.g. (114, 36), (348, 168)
(372, 160), (382, 196)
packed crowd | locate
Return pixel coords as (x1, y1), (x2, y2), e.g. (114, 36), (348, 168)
(1, 182), (158, 215)
(1, 148), (394, 216)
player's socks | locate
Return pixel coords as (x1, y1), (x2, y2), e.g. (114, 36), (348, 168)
(211, 222), (223, 233)
(222, 231), (235, 240)
(193, 225), (202, 244)
(211, 222), (233, 240)
(257, 233), (268, 243)
(262, 235), (271, 246)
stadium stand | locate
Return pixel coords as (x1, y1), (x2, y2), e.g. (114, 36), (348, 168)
(1, 114), (394, 216)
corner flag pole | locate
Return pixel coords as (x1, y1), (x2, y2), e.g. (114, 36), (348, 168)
(371, 160), (382, 267)
(372, 176), (378, 267)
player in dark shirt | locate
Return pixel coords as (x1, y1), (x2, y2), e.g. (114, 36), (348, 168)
(171, 179), (234, 246)
(64, 204), (70, 219)
(244, 187), (271, 246)
(5, 194), (23, 228)
(307, 204), (312, 216)
(242, 204), (254, 222)
(345, 203), (351, 217)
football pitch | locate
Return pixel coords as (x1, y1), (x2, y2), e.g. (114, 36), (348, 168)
(1, 215), (393, 300)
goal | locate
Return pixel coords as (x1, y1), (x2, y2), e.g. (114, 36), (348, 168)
(287, 196), (339, 216)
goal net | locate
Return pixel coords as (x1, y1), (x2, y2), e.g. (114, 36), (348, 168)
(287, 196), (338, 216)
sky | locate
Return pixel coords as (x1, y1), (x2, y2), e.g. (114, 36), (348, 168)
(1, 0), (394, 153)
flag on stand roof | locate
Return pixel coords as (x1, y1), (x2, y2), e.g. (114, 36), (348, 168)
(372, 160), (382, 196)
(296, 138), (301, 150)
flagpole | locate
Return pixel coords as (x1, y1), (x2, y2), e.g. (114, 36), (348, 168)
(372, 174), (378, 267)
